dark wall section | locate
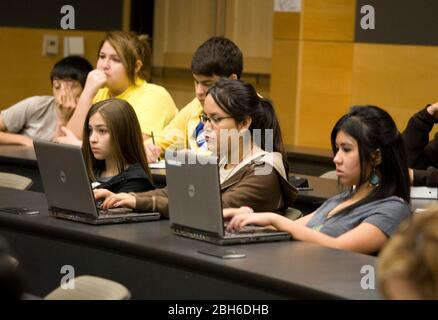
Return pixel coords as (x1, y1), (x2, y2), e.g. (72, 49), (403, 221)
(355, 0), (438, 46)
(0, 0), (122, 31)
(131, 0), (154, 36)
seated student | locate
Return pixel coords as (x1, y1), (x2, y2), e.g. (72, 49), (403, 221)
(403, 102), (438, 186)
(94, 79), (297, 217)
(0, 56), (92, 146)
(145, 36), (243, 163)
(226, 106), (411, 255)
(83, 98), (154, 193)
(64, 31), (177, 143)
(378, 209), (438, 299)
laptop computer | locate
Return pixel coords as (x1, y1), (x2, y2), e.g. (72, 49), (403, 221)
(165, 150), (291, 245)
(33, 140), (160, 225)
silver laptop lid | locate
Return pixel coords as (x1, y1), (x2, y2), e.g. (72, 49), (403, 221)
(166, 150), (225, 236)
(33, 140), (98, 216)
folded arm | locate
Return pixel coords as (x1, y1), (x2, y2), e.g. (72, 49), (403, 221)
(403, 104), (438, 169)
(0, 116), (33, 146)
(66, 70), (107, 139)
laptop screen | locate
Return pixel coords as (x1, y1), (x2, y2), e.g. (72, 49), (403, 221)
(33, 140), (98, 216)
(166, 150), (225, 236)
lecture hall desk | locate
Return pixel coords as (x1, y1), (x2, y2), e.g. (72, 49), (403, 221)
(0, 187), (380, 299)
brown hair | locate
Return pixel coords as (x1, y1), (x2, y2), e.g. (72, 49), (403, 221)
(99, 31), (152, 83)
(378, 209), (438, 299)
(82, 98), (151, 182)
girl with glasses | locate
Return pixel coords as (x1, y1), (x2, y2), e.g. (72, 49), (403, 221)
(94, 79), (297, 218)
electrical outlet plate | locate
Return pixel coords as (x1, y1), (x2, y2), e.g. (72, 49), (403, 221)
(42, 34), (59, 56)
(64, 36), (84, 57)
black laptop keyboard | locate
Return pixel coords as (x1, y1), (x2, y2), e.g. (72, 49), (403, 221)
(224, 225), (276, 237)
(98, 207), (133, 217)
(95, 200), (133, 216)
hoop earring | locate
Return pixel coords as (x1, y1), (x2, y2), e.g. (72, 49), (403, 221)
(369, 166), (380, 187)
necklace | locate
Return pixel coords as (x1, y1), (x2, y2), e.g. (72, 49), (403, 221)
(219, 164), (237, 184)
(219, 145), (254, 183)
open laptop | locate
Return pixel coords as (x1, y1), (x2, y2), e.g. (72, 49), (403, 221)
(33, 140), (160, 225)
(165, 150), (291, 245)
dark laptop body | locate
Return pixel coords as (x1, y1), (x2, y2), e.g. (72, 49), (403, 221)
(33, 140), (160, 225)
(165, 150), (291, 245)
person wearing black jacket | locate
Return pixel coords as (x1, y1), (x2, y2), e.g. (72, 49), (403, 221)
(82, 98), (154, 193)
(402, 103), (438, 187)
(94, 162), (154, 193)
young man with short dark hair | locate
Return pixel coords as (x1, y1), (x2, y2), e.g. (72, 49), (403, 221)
(0, 56), (93, 146)
(145, 37), (243, 162)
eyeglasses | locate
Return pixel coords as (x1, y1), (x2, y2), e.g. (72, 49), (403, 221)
(199, 113), (233, 126)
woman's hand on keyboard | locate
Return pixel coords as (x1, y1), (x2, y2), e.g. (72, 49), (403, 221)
(94, 189), (136, 210)
(223, 206), (253, 220)
(226, 212), (276, 232)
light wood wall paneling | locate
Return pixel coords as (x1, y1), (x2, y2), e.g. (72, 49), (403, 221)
(224, 0), (273, 74)
(153, 0), (274, 74)
(0, 27), (105, 109)
(153, 0), (217, 69)
(298, 41), (354, 147)
(271, 38), (300, 145)
(301, 0), (356, 41)
(352, 43), (438, 138)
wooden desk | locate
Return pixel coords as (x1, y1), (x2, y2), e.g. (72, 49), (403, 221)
(0, 145), (166, 191)
(0, 188), (380, 300)
(292, 175), (437, 213)
(0, 145), (42, 192)
(0, 144), (335, 180)
(0, 145), (339, 211)
(412, 198), (438, 211)
(0, 145), (36, 161)
(285, 145), (334, 176)
(3, 145), (428, 213)
(291, 174), (341, 213)
(112, 168), (341, 214)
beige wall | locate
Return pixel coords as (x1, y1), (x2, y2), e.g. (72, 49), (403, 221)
(0, 26), (269, 113)
(4, 0), (438, 146)
(271, 0), (438, 149)
(153, 0), (273, 74)
(0, 27), (106, 109)
(0, 0), (131, 110)
(271, 0), (355, 148)
(351, 43), (438, 134)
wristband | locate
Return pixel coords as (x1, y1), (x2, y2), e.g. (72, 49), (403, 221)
(241, 206), (254, 213)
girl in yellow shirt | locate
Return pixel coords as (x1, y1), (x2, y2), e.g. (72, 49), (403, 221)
(65, 31), (177, 142)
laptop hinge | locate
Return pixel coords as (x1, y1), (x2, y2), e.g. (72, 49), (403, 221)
(50, 206), (92, 217)
(171, 224), (222, 238)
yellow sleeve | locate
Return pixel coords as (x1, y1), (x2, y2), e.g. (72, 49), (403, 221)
(95, 82), (177, 135)
(133, 92), (177, 135)
(92, 88), (109, 104)
(155, 98), (200, 150)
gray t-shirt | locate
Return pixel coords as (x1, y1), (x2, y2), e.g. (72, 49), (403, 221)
(1, 96), (57, 140)
(306, 192), (411, 237)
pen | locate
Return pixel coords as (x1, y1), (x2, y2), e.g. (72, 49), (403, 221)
(151, 131), (156, 145)
(150, 131), (161, 161)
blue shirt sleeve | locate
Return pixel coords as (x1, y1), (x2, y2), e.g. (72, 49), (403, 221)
(363, 198), (411, 237)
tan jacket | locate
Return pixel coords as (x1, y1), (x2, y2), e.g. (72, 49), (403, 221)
(134, 150), (297, 218)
